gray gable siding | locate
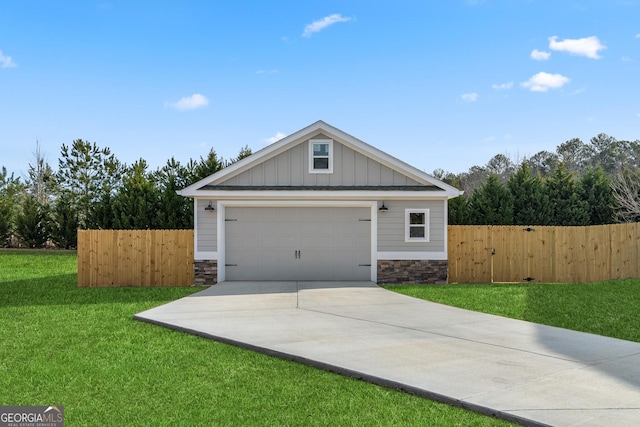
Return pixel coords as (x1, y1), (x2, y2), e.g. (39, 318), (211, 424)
(377, 200), (445, 252)
(196, 199), (217, 252)
(216, 137), (423, 187)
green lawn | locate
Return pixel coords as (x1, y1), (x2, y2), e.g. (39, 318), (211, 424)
(386, 279), (640, 343)
(0, 250), (510, 427)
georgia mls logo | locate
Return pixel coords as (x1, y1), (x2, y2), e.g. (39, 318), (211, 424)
(0, 405), (64, 427)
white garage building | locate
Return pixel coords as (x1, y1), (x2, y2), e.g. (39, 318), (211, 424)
(178, 121), (462, 284)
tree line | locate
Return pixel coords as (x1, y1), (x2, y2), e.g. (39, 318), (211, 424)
(0, 139), (251, 248)
(1, 133), (639, 249)
(437, 133), (640, 226)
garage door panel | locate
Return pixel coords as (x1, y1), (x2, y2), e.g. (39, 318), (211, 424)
(225, 207), (370, 281)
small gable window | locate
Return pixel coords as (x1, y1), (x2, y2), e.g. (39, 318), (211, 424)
(405, 209), (430, 242)
(309, 139), (333, 173)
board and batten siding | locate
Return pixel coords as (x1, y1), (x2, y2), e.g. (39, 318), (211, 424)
(217, 136), (422, 187)
(377, 200), (446, 253)
(196, 199), (217, 253)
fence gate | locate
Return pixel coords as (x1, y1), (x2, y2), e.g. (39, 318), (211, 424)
(491, 226), (529, 282)
(490, 226), (556, 283)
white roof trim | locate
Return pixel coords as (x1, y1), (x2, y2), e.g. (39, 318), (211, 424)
(188, 190), (451, 200)
(178, 120), (463, 198)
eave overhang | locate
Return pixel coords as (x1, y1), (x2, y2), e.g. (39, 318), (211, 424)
(186, 189), (454, 201)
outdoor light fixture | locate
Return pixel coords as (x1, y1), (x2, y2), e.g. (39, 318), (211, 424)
(204, 202), (215, 211)
(379, 202), (388, 211)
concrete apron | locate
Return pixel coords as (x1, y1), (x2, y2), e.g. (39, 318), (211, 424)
(134, 281), (640, 427)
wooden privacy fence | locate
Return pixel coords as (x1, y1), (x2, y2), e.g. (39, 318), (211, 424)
(448, 223), (640, 283)
(78, 229), (194, 287)
(78, 225), (639, 286)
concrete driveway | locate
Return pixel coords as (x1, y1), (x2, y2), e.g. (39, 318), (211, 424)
(135, 281), (640, 426)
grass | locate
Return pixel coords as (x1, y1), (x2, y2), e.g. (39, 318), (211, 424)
(386, 280), (640, 343)
(0, 250), (510, 427)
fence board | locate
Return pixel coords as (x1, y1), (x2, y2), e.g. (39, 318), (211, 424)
(587, 225), (611, 282)
(78, 229), (194, 287)
(527, 226), (555, 283)
(448, 226), (491, 283)
(614, 222), (640, 280)
(449, 223), (640, 284)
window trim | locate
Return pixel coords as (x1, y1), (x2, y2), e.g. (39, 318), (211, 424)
(405, 209), (430, 242)
(308, 139), (333, 174)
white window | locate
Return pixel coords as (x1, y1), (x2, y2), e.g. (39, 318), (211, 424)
(405, 209), (430, 242)
(309, 139), (333, 173)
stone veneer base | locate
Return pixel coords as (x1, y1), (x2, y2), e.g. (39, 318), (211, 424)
(194, 260), (218, 286)
(193, 259), (447, 286)
(377, 260), (448, 285)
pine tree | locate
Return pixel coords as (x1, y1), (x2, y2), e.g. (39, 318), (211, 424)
(0, 197), (11, 246)
(57, 139), (122, 229)
(579, 167), (615, 225)
(90, 191), (115, 229)
(546, 163), (590, 226)
(15, 194), (50, 248)
(556, 138), (588, 174)
(468, 174), (513, 225)
(508, 164), (552, 225)
(0, 167), (24, 245)
(448, 195), (468, 225)
(154, 158), (193, 229)
(189, 149), (225, 184)
(229, 145), (253, 164)
(49, 192), (79, 248)
(112, 160), (159, 229)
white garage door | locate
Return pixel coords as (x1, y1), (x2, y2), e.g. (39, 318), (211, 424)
(225, 207), (371, 281)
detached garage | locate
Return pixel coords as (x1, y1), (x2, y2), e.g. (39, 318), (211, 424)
(178, 121), (462, 285)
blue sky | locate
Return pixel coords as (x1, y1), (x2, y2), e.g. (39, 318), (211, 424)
(1, 1), (638, 178)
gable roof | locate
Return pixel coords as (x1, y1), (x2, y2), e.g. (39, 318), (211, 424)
(178, 120), (463, 198)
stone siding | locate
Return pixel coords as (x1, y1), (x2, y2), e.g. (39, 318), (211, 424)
(194, 260), (218, 286)
(377, 260), (448, 284)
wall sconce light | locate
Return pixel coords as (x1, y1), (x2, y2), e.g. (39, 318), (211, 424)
(378, 202), (388, 212)
(204, 201), (215, 211)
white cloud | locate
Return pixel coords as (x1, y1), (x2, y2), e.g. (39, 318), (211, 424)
(636, 33), (640, 39)
(166, 94), (209, 110)
(530, 49), (551, 61)
(637, 113), (640, 119)
(482, 136), (497, 143)
(0, 50), (16, 68)
(264, 132), (286, 145)
(302, 14), (352, 38)
(622, 56), (631, 62)
(521, 72), (570, 92)
(492, 82), (513, 90)
(461, 93), (478, 102)
(548, 36), (606, 59)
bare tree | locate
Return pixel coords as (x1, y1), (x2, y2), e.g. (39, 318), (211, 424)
(26, 141), (57, 205)
(611, 169), (640, 222)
